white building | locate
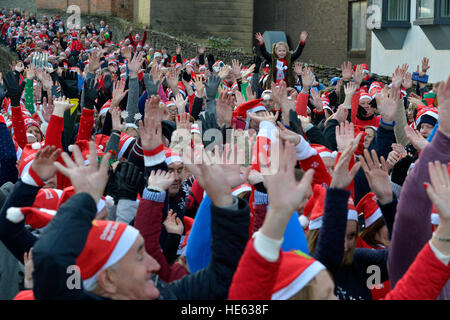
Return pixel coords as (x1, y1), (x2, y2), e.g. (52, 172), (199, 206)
(370, 0), (450, 83)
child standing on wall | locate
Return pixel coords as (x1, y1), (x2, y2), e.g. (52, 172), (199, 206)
(255, 31), (308, 89)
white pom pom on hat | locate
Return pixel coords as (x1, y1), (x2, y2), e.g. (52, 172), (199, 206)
(6, 207), (25, 223)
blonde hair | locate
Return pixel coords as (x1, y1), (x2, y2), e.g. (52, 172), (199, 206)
(273, 41), (289, 55)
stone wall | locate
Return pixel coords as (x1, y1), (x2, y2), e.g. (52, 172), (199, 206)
(148, 0), (254, 53)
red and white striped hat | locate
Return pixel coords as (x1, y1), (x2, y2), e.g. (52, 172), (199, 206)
(119, 132), (136, 159)
(414, 106), (439, 129)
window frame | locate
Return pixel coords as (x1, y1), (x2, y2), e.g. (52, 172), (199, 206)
(349, 0), (368, 52)
(381, 0), (412, 27)
(414, 0), (450, 25)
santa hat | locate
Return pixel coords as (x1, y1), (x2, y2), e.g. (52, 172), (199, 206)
(94, 134), (110, 152)
(32, 188), (64, 210)
(359, 87), (373, 102)
(77, 220), (140, 289)
(414, 106), (439, 129)
(307, 185), (358, 230)
(57, 186), (108, 213)
(369, 81), (383, 99)
(164, 147), (182, 165)
(271, 250), (326, 300)
(310, 144), (336, 160)
(154, 51), (162, 58)
(98, 100), (111, 117)
(231, 183), (252, 197)
(24, 117), (44, 141)
(18, 142), (44, 178)
(355, 192), (383, 228)
(165, 101), (176, 109)
(6, 207), (56, 229)
(118, 133), (135, 159)
(68, 140), (104, 165)
(262, 90), (272, 101)
(232, 99), (267, 128)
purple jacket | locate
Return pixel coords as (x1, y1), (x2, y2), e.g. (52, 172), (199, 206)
(388, 129), (450, 299)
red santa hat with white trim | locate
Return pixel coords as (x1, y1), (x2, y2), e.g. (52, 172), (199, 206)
(231, 183), (252, 197)
(98, 100), (112, 117)
(355, 192), (383, 228)
(414, 106), (439, 130)
(359, 87), (373, 102)
(271, 250), (326, 300)
(369, 81), (383, 99)
(32, 188), (64, 210)
(76, 220), (140, 289)
(164, 147), (182, 166)
(304, 185), (358, 230)
(18, 142), (45, 178)
(232, 99), (267, 129)
(310, 144), (336, 160)
(6, 207), (57, 229)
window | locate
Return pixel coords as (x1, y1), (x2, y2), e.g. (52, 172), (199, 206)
(417, 0), (435, 18)
(414, 0), (450, 24)
(387, 0), (409, 20)
(381, 0), (411, 27)
(350, 1), (368, 51)
(441, 0), (450, 17)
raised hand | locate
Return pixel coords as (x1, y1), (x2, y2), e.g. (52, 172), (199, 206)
(231, 59), (242, 80)
(53, 96), (75, 117)
(82, 78), (99, 110)
(437, 75), (450, 137)
(335, 121), (355, 152)
(3, 71), (25, 105)
(344, 81), (358, 98)
(407, 93), (425, 107)
(404, 125), (429, 151)
(277, 121), (301, 145)
(294, 61), (303, 76)
(391, 64), (408, 89)
(41, 96), (54, 123)
(402, 72), (413, 89)
(331, 105), (348, 124)
(166, 67), (180, 91)
(139, 95), (163, 151)
(25, 64), (36, 80)
(376, 85), (400, 123)
(341, 61), (353, 81)
(248, 110), (279, 126)
(185, 146), (239, 207)
(148, 169), (175, 191)
(330, 133), (362, 190)
(352, 64), (364, 86)
(255, 32), (264, 43)
(128, 50), (145, 78)
(216, 91), (234, 127)
(115, 161), (144, 201)
(54, 141), (111, 203)
(175, 112), (191, 131)
(111, 106), (124, 132)
(301, 67), (314, 90)
(421, 57), (430, 75)
(259, 142), (314, 222)
(163, 209), (184, 235)
(193, 74), (205, 95)
(88, 49), (102, 73)
(31, 146), (62, 181)
(143, 63), (163, 95)
(218, 65), (231, 80)
(359, 149), (393, 205)
(309, 88), (323, 110)
(174, 93), (188, 114)
(300, 31), (308, 42)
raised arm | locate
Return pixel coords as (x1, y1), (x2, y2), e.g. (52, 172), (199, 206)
(388, 75), (450, 290)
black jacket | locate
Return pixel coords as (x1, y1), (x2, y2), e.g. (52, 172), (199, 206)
(33, 192), (250, 300)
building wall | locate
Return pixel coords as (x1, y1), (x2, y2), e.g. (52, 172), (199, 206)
(253, 0), (372, 68)
(371, 0), (450, 83)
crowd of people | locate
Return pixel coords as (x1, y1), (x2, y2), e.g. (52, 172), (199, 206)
(0, 7), (449, 301)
